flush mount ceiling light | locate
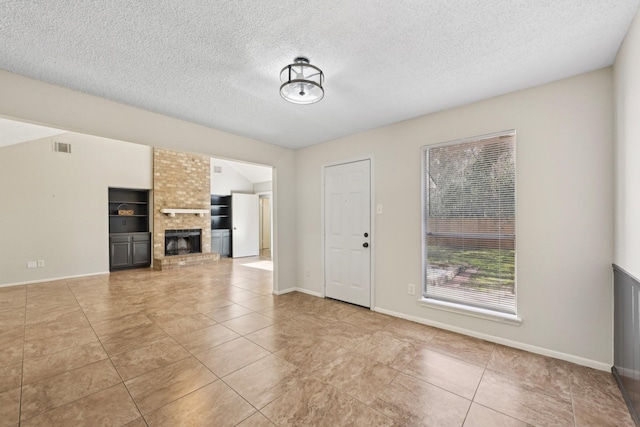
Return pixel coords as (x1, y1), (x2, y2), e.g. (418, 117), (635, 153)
(280, 57), (324, 104)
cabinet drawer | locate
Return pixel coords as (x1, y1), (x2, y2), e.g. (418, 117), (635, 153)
(132, 233), (150, 242)
(110, 235), (131, 244)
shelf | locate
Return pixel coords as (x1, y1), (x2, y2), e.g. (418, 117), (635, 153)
(161, 208), (209, 217)
(109, 201), (148, 205)
(211, 194), (231, 231)
(109, 188), (150, 235)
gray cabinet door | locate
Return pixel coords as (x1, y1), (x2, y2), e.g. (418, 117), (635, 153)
(110, 235), (131, 269)
(211, 230), (222, 254)
(211, 229), (230, 257)
(221, 231), (230, 257)
(110, 233), (150, 270)
(131, 234), (151, 266)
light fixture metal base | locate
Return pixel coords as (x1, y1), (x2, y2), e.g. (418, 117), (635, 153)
(280, 57), (324, 104)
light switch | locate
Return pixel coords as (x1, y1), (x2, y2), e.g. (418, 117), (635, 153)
(376, 204), (383, 214)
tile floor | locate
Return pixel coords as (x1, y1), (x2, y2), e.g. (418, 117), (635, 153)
(0, 256), (634, 426)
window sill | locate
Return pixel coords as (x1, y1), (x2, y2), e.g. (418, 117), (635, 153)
(419, 298), (522, 326)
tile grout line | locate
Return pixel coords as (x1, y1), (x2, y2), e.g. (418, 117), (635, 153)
(18, 281), (99, 423)
(65, 278), (147, 425)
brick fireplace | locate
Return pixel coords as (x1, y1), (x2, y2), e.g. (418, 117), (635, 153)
(152, 148), (217, 270)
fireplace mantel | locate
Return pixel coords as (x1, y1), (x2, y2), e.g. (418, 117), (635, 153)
(161, 208), (209, 217)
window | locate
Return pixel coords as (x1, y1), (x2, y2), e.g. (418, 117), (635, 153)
(422, 130), (516, 314)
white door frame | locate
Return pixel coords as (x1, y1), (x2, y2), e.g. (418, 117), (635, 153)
(257, 192), (272, 250)
(321, 155), (375, 309)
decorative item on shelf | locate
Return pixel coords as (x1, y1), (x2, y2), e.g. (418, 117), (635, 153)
(117, 204), (134, 216)
(280, 57), (324, 104)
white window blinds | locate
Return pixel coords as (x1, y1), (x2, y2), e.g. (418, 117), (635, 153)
(422, 131), (516, 314)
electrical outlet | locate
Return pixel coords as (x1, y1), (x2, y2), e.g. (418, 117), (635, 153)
(37, 260), (45, 268)
(305, 270), (311, 277)
(408, 283), (416, 295)
(27, 261), (37, 269)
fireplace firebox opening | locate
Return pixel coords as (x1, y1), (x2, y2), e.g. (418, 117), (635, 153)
(164, 229), (202, 256)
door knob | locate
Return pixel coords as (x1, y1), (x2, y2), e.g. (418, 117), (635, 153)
(364, 232), (369, 237)
(363, 242), (369, 248)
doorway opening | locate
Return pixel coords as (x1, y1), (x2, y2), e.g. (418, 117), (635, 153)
(210, 156), (274, 289)
(259, 195), (271, 259)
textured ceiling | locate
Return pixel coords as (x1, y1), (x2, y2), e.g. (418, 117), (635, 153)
(0, 1), (638, 149)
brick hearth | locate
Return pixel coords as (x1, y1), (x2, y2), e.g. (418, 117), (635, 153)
(153, 252), (219, 270)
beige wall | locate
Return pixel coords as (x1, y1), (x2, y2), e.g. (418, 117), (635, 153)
(0, 133), (153, 285)
(295, 69), (614, 366)
(210, 158), (253, 196)
(0, 69), (296, 292)
(614, 10), (640, 278)
(253, 181), (272, 193)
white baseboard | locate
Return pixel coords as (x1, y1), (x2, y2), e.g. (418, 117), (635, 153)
(273, 287), (297, 295)
(0, 271), (110, 288)
(294, 287), (323, 297)
(273, 287), (322, 297)
(374, 306), (612, 372)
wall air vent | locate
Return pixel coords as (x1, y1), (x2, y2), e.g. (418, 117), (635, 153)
(213, 166), (222, 173)
(53, 141), (71, 154)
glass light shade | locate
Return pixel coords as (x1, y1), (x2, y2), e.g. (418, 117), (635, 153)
(280, 57), (324, 104)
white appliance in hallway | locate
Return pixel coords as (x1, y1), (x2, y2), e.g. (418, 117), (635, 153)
(324, 159), (371, 307)
(232, 193), (260, 258)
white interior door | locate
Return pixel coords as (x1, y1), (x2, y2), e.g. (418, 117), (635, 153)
(324, 159), (371, 307)
(232, 193), (259, 258)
